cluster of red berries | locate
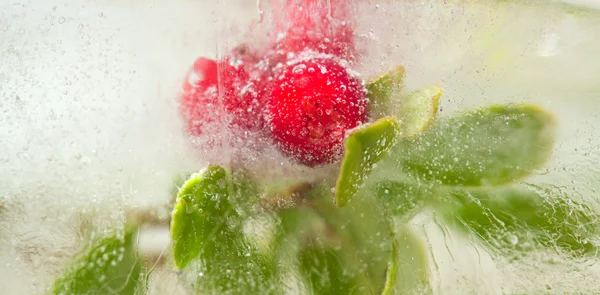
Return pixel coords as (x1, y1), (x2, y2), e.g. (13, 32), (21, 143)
(179, 0), (368, 167)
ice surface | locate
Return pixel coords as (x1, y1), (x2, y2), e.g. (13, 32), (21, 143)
(1, 0), (600, 294)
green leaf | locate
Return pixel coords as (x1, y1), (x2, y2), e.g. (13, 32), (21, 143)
(443, 185), (600, 256)
(395, 104), (557, 186)
(397, 85), (442, 137)
(52, 225), (145, 295)
(276, 206), (369, 294)
(391, 224), (431, 295)
(374, 180), (439, 222)
(171, 165), (230, 269)
(366, 66), (405, 120)
(299, 244), (364, 295)
(335, 117), (400, 207)
(276, 185), (392, 294)
(169, 171), (194, 203)
(380, 224), (432, 295)
(170, 165), (279, 294)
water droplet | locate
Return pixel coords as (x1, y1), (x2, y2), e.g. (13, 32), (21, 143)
(58, 17), (65, 24)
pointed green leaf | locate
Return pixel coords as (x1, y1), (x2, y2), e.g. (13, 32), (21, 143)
(398, 85), (442, 137)
(171, 165), (230, 269)
(170, 165), (279, 294)
(169, 171), (194, 202)
(443, 185), (600, 256)
(395, 104), (557, 186)
(52, 225), (145, 295)
(335, 117), (400, 207)
(366, 66), (405, 120)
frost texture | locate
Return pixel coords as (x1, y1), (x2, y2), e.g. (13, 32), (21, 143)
(2, 0), (600, 294)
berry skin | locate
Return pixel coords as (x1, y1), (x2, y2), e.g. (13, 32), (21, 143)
(179, 57), (221, 136)
(267, 58), (368, 167)
(271, 0), (357, 60)
(179, 52), (269, 137)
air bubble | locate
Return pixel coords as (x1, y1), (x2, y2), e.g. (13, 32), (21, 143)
(506, 234), (519, 246)
(292, 64), (307, 75)
(58, 17), (65, 24)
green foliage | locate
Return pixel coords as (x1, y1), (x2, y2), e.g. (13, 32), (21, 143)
(390, 225), (431, 295)
(298, 244), (360, 294)
(366, 66), (405, 120)
(170, 165), (279, 294)
(333, 94), (596, 292)
(393, 104), (557, 186)
(171, 166), (230, 269)
(397, 85), (442, 137)
(374, 179), (438, 222)
(336, 117), (400, 207)
(48, 65), (600, 295)
(274, 184), (392, 294)
(51, 225), (145, 295)
(442, 185), (600, 256)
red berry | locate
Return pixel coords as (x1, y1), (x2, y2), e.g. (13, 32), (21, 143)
(271, 0), (357, 60)
(224, 75), (270, 132)
(179, 57), (221, 136)
(179, 52), (269, 138)
(267, 58), (368, 167)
